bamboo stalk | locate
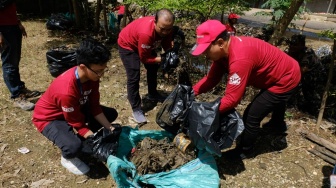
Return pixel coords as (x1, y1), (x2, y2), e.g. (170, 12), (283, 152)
(297, 128), (336, 151)
(308, 148), (335, 164)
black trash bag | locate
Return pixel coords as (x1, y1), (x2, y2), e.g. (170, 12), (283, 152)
(83, 124), (122, 162)
(46, 47), (77, 77)
(187, 98), (222, 156)
(0, 0), (14, 10)
(212, 109), (244, 150)
(161, 51), (180, 73)
(46, 13), (73, 30)
(156, 84), (194, 135)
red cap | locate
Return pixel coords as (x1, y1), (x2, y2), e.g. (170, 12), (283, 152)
(190, 20), (226, 56)
(228, 13), (240, 19)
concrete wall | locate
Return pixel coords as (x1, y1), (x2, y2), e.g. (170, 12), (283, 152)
(305, 0), (336, 13)
(245, 0), (335, 14)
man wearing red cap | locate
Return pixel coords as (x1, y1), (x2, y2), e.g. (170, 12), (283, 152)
(118, 8), (175, 124)
(190, 20), (301, 159)
(225, 13), (240, 36)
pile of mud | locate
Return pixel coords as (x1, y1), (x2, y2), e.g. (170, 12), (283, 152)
(129, 137), (196, 175)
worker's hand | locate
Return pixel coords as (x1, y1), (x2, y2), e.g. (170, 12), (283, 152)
(161, 51), (180, 72)
(83, 130), (94, 138)
(18, 22), (27, 37)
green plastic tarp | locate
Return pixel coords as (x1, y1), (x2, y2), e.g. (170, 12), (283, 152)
(107, 126), (220, 188)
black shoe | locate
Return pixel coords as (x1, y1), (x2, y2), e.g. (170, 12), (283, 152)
(223, 145), (255, 160)
(261, 121), (288, 135)
(147, 93), (166, 102)
(270, 133), (288, 151)
(21, 87), (41, 98)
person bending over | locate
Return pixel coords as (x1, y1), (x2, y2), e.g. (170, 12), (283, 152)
(191, 20), (301, 159)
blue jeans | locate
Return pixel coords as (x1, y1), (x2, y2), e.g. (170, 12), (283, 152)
(0, 25), (25, 99)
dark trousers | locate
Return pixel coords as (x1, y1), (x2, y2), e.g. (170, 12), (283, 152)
(117, 14), (123, 27)
(240, 87), (299, 148)
(118, 45), (159, 111)
(41, 106), (118, 159)
(0, 25), (25, 98)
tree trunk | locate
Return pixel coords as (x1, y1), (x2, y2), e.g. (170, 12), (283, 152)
(81, 0), (90, 29)
(121, 4), (129, 29)
(94, 0), (102, 32)
(268, 0), (304, 46)
(102, 0), (108, 36)
(317, 39), (336, 129)
(220, 10), (224, 23)
(72, 0), (84, 28)
(254, 0), (262, 8)
(68, 0), (73, 14)
(38, 0), (43, 15)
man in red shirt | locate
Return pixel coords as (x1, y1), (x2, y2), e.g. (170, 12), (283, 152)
(118, 8), (175, 124)
(191, 20), (301, 158)
(225, 13), (240, 36)
(33, 38), (119, 175)
(113, 4), (125, 29)
(0, 1), (40, 110)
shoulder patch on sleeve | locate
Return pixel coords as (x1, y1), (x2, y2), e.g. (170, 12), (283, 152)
(62, 106), (74, 112)
(229, 73), (241, 85)
(141, 44), (151, 49)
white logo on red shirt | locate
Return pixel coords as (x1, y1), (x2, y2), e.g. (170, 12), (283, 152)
(197, 35), (204, 38)
(62, 106), (74, 112)
(229, 73), (241, 85)
(83, 89), (91, 95)
(141, 44), (151, 49)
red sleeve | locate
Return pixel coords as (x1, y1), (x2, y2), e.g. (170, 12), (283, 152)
(0, 3), (19, 25)
(193, 61), (225, 95)
(138, 33), (157, 63)
(59, 94), (90, 137)
(112, 5), (120, 11)
(219, 59), (252, 113)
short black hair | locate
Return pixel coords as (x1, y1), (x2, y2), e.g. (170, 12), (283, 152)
(290, 34), (306, 46)
(155, 8), (175, 23)
(213, 30), (230, 43)
(76, 37), (111, 66)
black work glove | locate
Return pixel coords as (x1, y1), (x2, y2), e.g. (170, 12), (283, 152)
(83, 124), (122, 162)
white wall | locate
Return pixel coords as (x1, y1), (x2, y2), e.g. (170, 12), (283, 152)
(305, 0), (336, 13)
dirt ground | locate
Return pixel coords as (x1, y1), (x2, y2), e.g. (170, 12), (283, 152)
(0, 19), (336, 188)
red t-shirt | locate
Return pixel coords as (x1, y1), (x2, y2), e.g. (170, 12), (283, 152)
(193, 36), (301, 113)
(225, 24), (236, 36)
(117, 5), (125, 15)
(0, 3), (18, 25)
(32, 67), (103, 137)
(117, 16), (172, 64)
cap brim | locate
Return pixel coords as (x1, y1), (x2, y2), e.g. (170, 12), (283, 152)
(190, 43), (211, 56)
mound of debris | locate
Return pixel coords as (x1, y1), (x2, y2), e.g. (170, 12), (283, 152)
(129, 137), (196, 175)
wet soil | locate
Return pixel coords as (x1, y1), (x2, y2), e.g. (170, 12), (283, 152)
(129, 137), (196, 175)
